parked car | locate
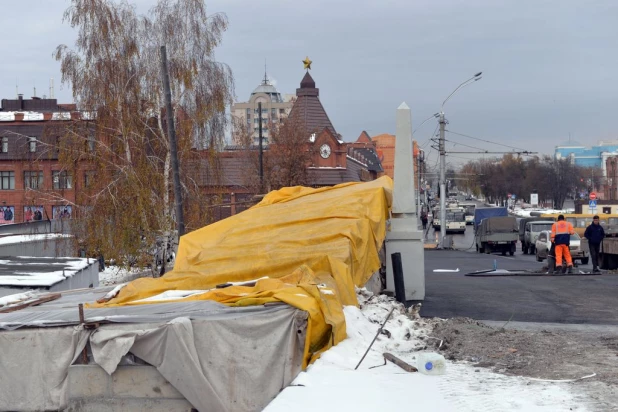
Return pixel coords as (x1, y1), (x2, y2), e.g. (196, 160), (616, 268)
(535, 230), (589, 264)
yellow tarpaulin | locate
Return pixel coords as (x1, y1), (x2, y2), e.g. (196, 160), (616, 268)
(91, 176), (393, 366)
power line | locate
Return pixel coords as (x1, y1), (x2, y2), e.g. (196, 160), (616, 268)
(443, 138), (489, 153)
(446, 130), (528, 151)
(420, 123), (439, 149)
(447, 151), (536, 155)
(445, 154), (485, 161)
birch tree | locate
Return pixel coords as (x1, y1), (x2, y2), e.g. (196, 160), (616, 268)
(52, 0), (234, 266)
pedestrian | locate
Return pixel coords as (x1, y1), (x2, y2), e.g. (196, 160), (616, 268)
(421, 212), (428, 230)
(550, 214), (575, 274)
(584, 215), (605, 273)
(425, 213), (433, 239)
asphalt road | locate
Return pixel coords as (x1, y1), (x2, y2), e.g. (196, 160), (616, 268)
(418, 200), (618, 325)
(420, 246), (618, 325)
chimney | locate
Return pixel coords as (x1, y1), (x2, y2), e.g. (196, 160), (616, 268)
(18, 94), (23, 110)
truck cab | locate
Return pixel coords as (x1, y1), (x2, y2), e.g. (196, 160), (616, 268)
(522, 220), (554, 255)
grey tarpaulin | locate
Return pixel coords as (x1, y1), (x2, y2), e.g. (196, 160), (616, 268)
(0, 325), (89, 411)
(0, 297), (307, 412)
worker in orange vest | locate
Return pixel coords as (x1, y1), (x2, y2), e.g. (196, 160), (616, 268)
(550, 214), (575, 274)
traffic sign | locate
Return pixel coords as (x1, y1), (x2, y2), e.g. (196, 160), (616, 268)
(507, 193), (512, 199)
(511, 194), (516, 200)
(589, 200), (597, 208)
(589, 192), (597, 200)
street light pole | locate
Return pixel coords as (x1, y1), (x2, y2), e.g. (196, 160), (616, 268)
(438, 72), (482, 246)
(439, 112), (447, 243)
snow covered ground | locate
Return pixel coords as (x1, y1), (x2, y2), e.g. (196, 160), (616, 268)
(265, 290), (589, 412)
(98, 265), (149, 286)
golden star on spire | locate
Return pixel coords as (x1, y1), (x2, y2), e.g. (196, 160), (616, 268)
(302, 56), (312, 70)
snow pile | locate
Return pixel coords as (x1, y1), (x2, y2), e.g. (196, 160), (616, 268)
(0, 233), (72, 245)
(0, 291), (39, 308)
(0, 257), (91, 287)
(99, 266), (148, 286)
(265, 289), (588, 412)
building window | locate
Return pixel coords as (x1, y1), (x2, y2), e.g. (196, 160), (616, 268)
(279, 108), (285, 114)
(24, 171), (43, 189)
(53, 205), (73, 219)
(87, 135), (95, 152)
(52, 171), (72, 189)
(0, 206), (14, 223)
(0, 171), (15, 190)
(28, 137), (37, 153)
(246, 108), (250, 117)
(271, 108), (277, 117)
(1, 137), (7, 153)
(84, 170), (96, 188)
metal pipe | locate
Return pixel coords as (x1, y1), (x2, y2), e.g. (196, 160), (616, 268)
(354, 307), (395, 370)
(391, 252), (406, 305)
(78, 303), (88, 364)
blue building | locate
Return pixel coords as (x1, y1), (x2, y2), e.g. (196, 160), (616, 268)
(555, 141), (618, 176)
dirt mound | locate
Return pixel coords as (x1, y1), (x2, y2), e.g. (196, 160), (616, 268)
(428, 317), (618, 411)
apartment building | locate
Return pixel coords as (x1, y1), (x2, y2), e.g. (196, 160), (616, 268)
(230, 73), (295, 145)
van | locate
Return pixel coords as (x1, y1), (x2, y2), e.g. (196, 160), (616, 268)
(522, 220), (554, 254)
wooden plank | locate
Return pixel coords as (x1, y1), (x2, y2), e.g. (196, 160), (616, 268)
(0, 293), (62, 313)
(603, 237), (618, 254)
(383, 352), (418, 372)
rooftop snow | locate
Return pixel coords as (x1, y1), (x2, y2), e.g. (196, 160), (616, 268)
(0, 256), (92, 288)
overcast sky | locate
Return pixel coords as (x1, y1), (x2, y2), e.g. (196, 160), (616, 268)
(1, 0), (616, 166)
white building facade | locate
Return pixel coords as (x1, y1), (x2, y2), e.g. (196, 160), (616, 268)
(231, 74), (295, 145)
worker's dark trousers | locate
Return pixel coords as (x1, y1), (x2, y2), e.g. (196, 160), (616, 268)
(589, 243), (601, 269)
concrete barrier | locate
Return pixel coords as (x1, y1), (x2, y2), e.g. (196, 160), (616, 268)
(66, 365), (195, 411)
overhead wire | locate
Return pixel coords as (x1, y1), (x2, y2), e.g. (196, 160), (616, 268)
(443, 138), (491, 153)
(445, 130), (528, 152)
(420, 123), (439, 149)
(445, 154), (484, 161)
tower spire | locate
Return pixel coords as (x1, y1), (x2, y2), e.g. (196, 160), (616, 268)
(263, 59), (269, 85)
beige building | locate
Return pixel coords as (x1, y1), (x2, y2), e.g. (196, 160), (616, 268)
(231, 74), (295, 145)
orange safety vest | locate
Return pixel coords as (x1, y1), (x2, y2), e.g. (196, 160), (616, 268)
(551, 220), (574, 245)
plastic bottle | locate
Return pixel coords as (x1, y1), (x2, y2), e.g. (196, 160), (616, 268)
(417, 352), (446, 375)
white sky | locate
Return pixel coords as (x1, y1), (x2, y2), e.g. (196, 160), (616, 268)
(1, 0), (617, 167)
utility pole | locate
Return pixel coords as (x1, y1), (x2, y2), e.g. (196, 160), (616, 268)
(437, 71), (482, 247)
(258, 102), (264, 192)
(439, 112), (447, 243)
(417, 155), (422, 217)
(160, 45), (184, 237)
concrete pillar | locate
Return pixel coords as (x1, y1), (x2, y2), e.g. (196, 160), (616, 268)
(392, 102), (416, 216)
(385, 102), (425, 301)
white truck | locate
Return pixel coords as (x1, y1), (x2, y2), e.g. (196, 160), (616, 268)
(522, 220), (554, 255)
